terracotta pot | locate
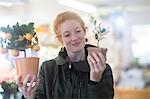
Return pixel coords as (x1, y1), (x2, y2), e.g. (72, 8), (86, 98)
(15, 57), (39, 82)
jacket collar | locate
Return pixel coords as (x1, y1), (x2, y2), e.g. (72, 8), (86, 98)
(54, 55), (67, 66)
(54, 46), (90, 72)
(54, 47), (68, 66)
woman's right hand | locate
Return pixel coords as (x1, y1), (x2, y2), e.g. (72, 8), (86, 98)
(16, 74), (39, 99)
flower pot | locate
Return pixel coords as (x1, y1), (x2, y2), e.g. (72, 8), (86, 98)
(15, 57), (39, 82)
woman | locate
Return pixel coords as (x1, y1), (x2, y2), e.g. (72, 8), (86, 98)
(18, 11), (114, 99)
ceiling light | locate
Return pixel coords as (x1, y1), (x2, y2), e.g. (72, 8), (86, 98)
(0, 2), (13, 7)
(58, 0), (96, 13)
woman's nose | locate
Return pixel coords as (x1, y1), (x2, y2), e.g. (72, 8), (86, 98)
(71, 34), (78, 40)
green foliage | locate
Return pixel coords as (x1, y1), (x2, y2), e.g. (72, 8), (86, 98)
(0, 22), (38, 51)
(89, 16), (109, 47)
(0, 22), (35, 37)
(2, 81), (18, 93)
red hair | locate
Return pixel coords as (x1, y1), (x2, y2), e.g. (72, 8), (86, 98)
(53, 11), (86, 45)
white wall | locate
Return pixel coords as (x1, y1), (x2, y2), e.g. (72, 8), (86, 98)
(0, 0), (88, 26)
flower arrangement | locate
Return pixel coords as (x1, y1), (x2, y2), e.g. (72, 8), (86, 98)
(89, 16), (109, 47)
(0, 22), (40, 57)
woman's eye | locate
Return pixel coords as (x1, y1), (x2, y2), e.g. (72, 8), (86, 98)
(76, 30), (81, 33)
(64, 34), (70, 37)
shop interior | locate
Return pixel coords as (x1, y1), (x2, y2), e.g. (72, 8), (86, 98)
(0, 0), (150, 99)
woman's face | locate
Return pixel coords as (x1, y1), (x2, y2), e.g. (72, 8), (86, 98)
(60, 20), (86, 53)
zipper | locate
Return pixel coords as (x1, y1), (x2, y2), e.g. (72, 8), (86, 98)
(69, 63), (72, 69)
(68, 63), (72, 80)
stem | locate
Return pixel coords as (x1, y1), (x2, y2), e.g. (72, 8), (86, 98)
(24, 50), (26, 57)
(97, 40), (100, 48)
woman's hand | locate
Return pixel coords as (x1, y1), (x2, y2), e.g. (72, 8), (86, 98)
(16, 74), (39, 99)
(87, 47), (107, 82)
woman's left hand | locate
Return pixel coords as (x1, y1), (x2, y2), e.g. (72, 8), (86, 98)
(87, 47), (107, 82)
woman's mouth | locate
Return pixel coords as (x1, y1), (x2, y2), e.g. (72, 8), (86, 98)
(72, 42), (80, 46)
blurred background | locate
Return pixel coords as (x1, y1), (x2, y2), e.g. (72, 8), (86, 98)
(0, 0), (150, 99)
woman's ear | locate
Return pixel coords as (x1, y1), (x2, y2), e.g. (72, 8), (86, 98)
(55, 35), (64, 46)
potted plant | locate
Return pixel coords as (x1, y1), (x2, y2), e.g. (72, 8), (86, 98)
(89, 16), (109, 47)
(0, 22), (40, 82)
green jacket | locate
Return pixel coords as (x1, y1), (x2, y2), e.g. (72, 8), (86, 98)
(35, 46), (114, 99)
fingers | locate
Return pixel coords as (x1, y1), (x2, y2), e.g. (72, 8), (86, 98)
(87, 47), (107, 72)
(87, 55), (95, 70)
(27, 75), (36, 93)
(89, 51), (106, 64)
(16, 73), (38, 99)
(31, 78), (39, 93)
(88, 54), (104, 72)
(20, 74), (38, 98)
(91, 52), (101, 63)
(16, 74), (22, 87)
